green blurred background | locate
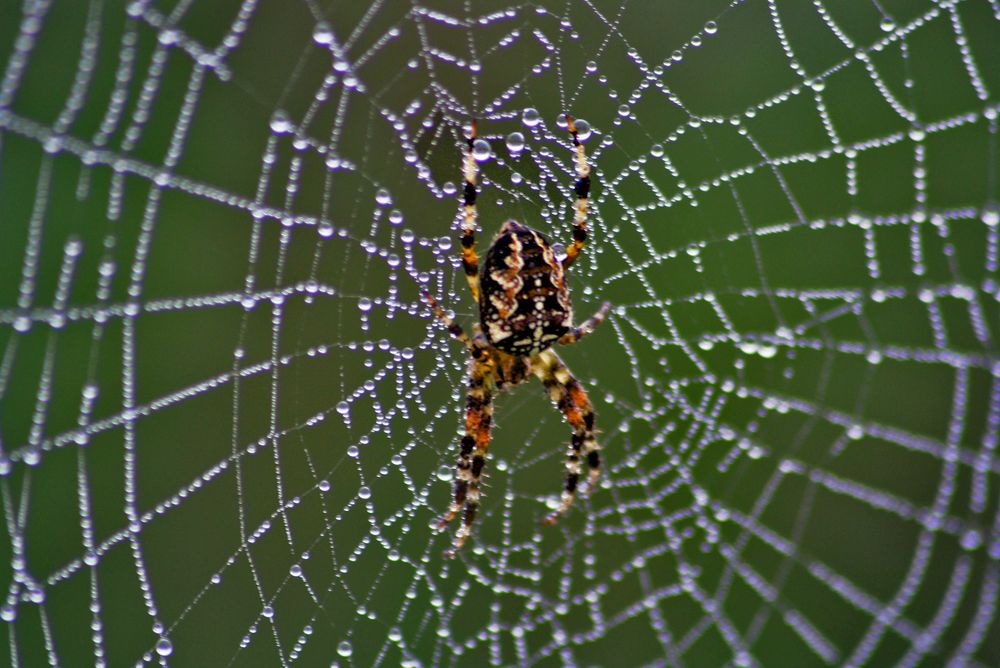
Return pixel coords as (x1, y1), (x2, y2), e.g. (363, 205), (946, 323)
(1, 0), (998, 666)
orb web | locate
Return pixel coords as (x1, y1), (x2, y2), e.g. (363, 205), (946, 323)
(0, 1), (998, 666)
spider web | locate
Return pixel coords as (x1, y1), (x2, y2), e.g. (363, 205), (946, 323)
(1, 0), (999, 665)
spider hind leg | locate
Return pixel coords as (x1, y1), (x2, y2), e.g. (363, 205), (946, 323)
(438, 357), (495, 557)
(533, 349), (601, 525)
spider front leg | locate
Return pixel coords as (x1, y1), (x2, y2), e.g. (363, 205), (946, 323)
(459, 119), (482, 303)
(563, 115), (591, 269)
(533, 349), (601, 525)
(438, 356), (495, 557)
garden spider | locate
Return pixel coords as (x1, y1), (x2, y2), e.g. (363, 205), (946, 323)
(423, 116), (610, 557)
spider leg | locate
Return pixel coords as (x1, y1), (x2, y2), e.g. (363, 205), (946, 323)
(438, 356), (494, 557)
(558, 301), (611, 346)
(460, 119), (482, 303)
(532, 349), (601, 525)
(421, 289), (491, 356)
(562, 115), (591, 269)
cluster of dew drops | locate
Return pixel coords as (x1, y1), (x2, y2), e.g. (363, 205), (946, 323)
(466, 108), (593, 166)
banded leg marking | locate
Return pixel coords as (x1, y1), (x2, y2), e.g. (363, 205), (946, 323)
(533, 350), (601, 525)
(558, 301), (611, 346)
(421, 289), (479, 355)
(439, 359), (494, 557)
(461, 119), (481, 303)
(563, 115), (591, 269)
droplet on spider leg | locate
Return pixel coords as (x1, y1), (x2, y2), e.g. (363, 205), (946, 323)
(573, 119), (591, 141)
(552, 243), (567, 261)
(472, 139), (491, 162)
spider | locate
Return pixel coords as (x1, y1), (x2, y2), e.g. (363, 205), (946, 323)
(423, 116), (610, 557)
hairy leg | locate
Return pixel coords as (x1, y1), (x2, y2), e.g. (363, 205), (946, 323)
(558, 301), (611, 346)
(562, 115), (591, 269)
(532, 349), (601, 524)
(438, 357), (494, 557)
(460, 119), (482, 302)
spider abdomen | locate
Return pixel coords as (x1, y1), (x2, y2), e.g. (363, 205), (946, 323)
(479, 220), (572, 355)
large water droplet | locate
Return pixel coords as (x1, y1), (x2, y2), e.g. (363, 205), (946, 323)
(337, 640), (353, 657)
(522, 108), (541, 127)
(472, 139), (491, 162)
(505, 131), (525, 153)
(313, 21), (334, 45)
(269, 111), (293, 134)
(155, 638), (173, 657)
(573, 119), (591, 141)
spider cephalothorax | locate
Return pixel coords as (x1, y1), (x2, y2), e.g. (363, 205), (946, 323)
(424, 117), (609, 557)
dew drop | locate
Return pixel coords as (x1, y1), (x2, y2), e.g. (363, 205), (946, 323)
(155, 638), (173, 657)
(313, 21), (334, 45)
(573, 119), (592, 141)
(704, 20), (718, 35)
(522, 107), (541, 127)
(505, 131), (525, 153)
(961, 529), (982, 550)
(337, 640), (353, 657)
(358, 486), (371, 500)
(269, 110), (293, 134)
(472, 139), (491, 162)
